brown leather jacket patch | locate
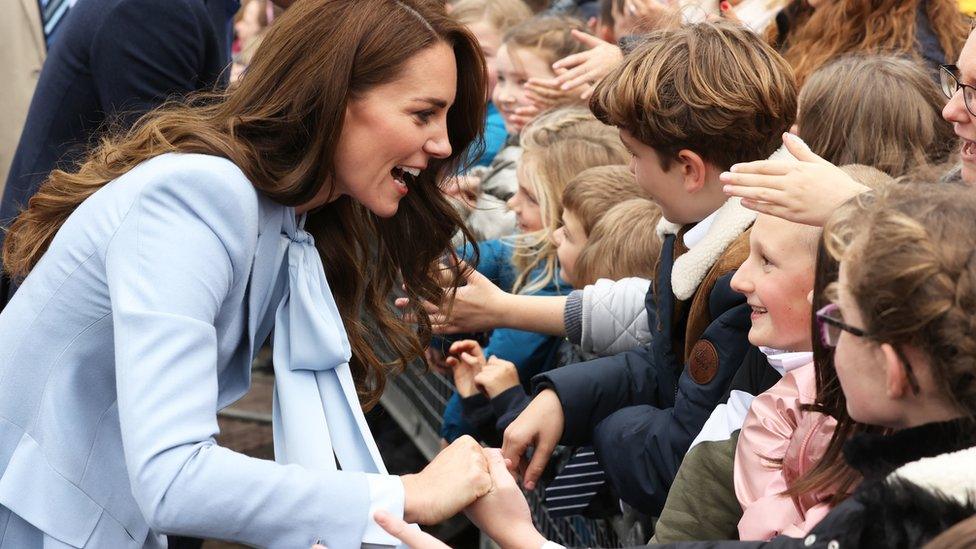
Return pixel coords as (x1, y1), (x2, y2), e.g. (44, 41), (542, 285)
(688, 339), (719, 385)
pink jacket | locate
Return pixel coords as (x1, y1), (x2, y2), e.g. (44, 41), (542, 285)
(734, 362), (838, 540)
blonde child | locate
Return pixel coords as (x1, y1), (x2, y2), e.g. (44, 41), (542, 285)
(455, 15), (593, 242)
(570, 198), (662, 287)
(440, 107), (629, 444)
(448, 0), (532, 167)
(447, 167), (661, 439)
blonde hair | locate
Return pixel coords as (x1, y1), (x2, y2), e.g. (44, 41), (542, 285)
(590, 20), (797, 170)
(502, 15), (590, 69)
(825, 183), (976, 417)
(574, 199), (663, 287)
(449, 0), (532, 34)
(798, 55), (956, 177)
(561, 164), (648, 235)
(510, 107), (629, 294)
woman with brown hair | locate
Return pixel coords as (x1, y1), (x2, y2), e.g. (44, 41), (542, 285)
(768, 0), (968, 86)
(0, 0), (494, 547)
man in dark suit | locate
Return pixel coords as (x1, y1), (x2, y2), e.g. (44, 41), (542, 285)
(0, 0), (287, 308)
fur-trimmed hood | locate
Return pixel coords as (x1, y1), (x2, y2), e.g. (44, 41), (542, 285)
(654, 145), (794, 301)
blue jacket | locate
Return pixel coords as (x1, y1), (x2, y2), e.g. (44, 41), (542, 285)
(468, 102), (507, 168)
(0, 154), (402, 548)
(440, 239), (569, 442)
(534, 226), (754, 515)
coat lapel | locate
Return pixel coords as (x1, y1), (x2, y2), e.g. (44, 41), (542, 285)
(247, 198), (289, 364)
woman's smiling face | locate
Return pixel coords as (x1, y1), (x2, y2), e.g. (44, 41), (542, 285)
(323, 42), (457, 217)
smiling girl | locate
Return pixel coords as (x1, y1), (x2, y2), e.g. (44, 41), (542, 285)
(439, 107), (629, 444)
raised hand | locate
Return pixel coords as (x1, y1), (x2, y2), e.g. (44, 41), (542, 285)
(395, 261), (510, 335)
(474, 357), (520, 399)
(374, 511), (450, 549)
(445, 340), (487, 398)
(548, 30), (623, 99)
(401, 435), (492, 525)
(464, 449), (549, 549)
(614, 0), (677, 36)
(502, 389), (565, 490)
(720, 133), (869, 227)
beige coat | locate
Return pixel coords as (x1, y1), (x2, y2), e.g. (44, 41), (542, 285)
(0, 0), (46, 192)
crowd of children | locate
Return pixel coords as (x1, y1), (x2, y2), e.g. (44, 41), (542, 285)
(383, 0), (976, 547)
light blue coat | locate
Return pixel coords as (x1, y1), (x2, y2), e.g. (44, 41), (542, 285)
(0, 153), (401, 548)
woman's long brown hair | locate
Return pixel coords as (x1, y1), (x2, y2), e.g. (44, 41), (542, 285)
(3, 0), (487, 409)
(768, 0), (968, 86)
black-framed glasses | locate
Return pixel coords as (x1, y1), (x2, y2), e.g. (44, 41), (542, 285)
(940, 64), (976, 117)
(815, 303), (921, 395)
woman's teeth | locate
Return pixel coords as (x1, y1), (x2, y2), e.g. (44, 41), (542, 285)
(751, 306), (768, 314)
(963, 140), (976, 157)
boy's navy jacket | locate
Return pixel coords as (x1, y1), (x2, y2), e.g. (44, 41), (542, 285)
(534, 200), (755, 515)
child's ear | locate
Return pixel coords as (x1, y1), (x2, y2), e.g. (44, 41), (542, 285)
(676, 149), (707, 194)
(880, 343), (908, 399)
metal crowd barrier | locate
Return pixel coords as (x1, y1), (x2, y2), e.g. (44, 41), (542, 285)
(380, 361), (628, 548)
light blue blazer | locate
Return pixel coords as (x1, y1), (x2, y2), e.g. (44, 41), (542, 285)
(0, 153), (401, 548)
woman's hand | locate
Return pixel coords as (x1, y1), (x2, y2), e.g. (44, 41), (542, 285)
(401, 435), (492, 525)
(720, 133), (869, 227)
(445, 340), (487, 398)
(474, 357), (520, 399)
(395, 262), (511, 335)
(464, 449), (549, 549)
(547, 30), (623, 99)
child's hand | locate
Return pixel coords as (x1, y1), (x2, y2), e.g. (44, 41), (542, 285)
(445, 340), (487, 398)
(525, 76), (589, 108)
(464, 449), (549, 549)
(474, 357), (521, 399)
(441, 175), (480, 210)
(373, 511), (449, 549)
(614, 0), (676, 35)
(423, 347), (450, 375)
(395, 261), (510, 335)
(509, 103), (542, 133)
(548, 30), (623, 99)
(720, 133), (870, 227)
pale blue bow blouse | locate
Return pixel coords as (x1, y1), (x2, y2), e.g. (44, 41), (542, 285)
(0, 153), (403, 548)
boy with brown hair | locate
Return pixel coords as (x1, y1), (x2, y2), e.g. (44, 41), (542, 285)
(502, 20), (799, 515)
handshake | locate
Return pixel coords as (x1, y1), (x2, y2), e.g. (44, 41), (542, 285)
(386, 441), (550, 549)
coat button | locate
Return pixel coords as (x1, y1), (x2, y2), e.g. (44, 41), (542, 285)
(804, 535), (817, 547)
(827, 542), (840, 549)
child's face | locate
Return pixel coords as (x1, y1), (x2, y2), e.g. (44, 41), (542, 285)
(467, 19), (502, 98)
(507, 169), (544, 233)
(730, 214), (818, 352)
(619, 129), (696, 225)
(492, 44), (554, 133)
(552, 209), (587, 287)
(832, 261), (895, 425)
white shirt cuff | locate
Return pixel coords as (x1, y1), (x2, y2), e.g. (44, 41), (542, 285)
(541, 542), (566, 549)
(362, 473), (408, 546)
